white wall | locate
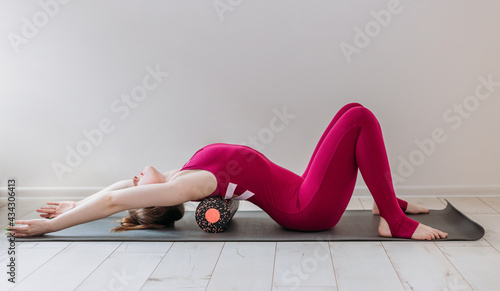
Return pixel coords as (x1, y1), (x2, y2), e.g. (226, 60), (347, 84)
(1, 0), (499, 195)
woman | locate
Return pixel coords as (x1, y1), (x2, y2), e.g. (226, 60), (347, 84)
(11, 103), (447, 240)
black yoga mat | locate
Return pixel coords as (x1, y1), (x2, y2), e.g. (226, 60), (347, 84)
(16, 201), (484, 242)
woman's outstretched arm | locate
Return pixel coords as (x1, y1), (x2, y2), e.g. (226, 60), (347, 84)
(76, 179), (135, 206)
(37, 179), (135, 218)
(11, 170), (216, 237)
(37, 167), (180, 218)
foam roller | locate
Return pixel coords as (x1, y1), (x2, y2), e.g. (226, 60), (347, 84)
(195, 196), (240, 233)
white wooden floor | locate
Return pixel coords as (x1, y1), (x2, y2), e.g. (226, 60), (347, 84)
(1, 196), (500, 291)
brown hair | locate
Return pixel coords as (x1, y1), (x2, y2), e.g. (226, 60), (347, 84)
(112, 204), (185, 232)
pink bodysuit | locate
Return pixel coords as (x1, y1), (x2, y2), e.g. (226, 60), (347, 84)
(180, 103), (419, 238)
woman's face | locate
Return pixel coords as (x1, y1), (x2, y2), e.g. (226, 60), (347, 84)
(133, 166), (165, 186)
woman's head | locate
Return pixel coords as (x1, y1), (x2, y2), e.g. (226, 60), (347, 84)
(114, 165), (184, 232)
(112, 204), (185, 232)
(133, 165), (166, 186)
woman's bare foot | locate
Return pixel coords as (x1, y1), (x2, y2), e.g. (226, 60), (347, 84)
(378, 217), (448, 240)
(372, 202), (430, 215)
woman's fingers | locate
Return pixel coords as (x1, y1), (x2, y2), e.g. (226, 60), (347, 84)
(6, 224), (26, 236)
(6, 220), (49, 237)
(37, 206), (56, 215)
(37, 211), (54, 217)
(10, 224), (31, 236)
(38, 214), (55, 218)
(8, 231), (26, 237)
(35, 202), (59, 216)
(15, 220), (31, 226)
(39, 205), (57, 209)
(38, 210), (58, 218)
(39, 214), (55, 218)
(19, 220), (49, 237)
(36, 208), (56, 213)
(36, 206), (58, 218)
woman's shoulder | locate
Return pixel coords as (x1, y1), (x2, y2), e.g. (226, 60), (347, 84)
(171, 169), (218, 200)
(204, 143), (255, 152)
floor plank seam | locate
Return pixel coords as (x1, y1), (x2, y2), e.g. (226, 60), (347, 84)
(270, 242), (277, 290)
(13, 241), (72, 287)
(72, 242), (122, 290)
(204, 241), (225, 291)
(380, 242), (407, 290)
(326, 242), (340, 291)
(4, 197), (500, 291)
(435, 242), (474, 291)
(138, 241), (175, 290)
(478, 197), (500, 214)
(483, 237), (500, 253)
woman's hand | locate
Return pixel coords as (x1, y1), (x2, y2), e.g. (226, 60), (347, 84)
(8, 219), (53, 237)
(37, 201), (76, 218)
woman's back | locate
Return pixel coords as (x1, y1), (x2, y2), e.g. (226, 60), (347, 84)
(180, 143), (304, 218)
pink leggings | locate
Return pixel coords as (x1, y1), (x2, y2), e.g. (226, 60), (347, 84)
(296, 103), (419, 238)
